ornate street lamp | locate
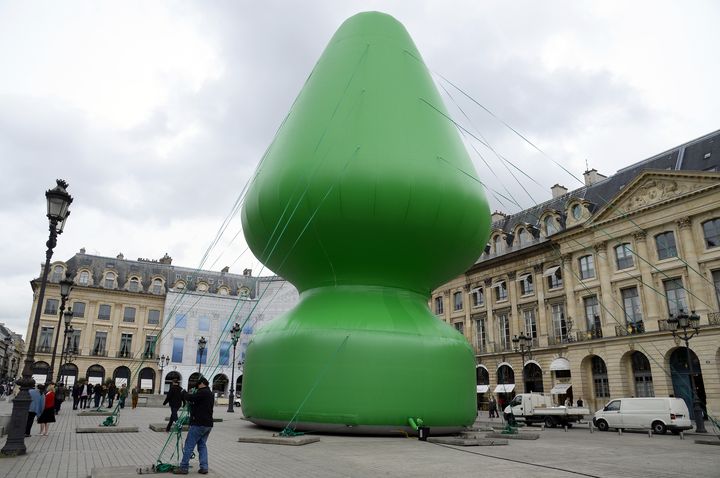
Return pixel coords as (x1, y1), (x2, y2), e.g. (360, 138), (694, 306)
(49, 275), (74, 382)
(1, 179), (72, 457)
(157, 355), (169, 394)
(512, 332), (532, 393)
(55, 307), (74, 383)
(228, 323), (241, 413)
(667, 310), (706, 433)
(197, 336), (207, 377)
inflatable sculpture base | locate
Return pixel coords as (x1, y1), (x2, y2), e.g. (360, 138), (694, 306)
(242, 286), (476, 433)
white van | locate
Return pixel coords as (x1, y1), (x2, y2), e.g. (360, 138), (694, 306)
(593, 397), (692, 434)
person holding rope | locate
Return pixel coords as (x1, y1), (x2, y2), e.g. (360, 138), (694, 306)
(173, 377), (214, 475)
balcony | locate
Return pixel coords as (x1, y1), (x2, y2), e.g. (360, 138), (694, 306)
(709, 312), (720, 326)
(615, 321), (645, 337)
(143, 352), (156, 360)
(36, 345), (52, 353)
(575, 326), (603, 342)
(547, 334), (574, 346)
(91, 349), (108, 357)
(116, 350), (133, 359)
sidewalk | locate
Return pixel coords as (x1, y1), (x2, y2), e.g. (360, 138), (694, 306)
(0, 399), (717, 478)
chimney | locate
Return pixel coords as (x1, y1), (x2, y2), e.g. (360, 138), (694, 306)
(117, 252), (124, 260)
(583, 169), (607, 186)
(491, 210), (506, 224)
(159, 253), (172, 265)
(79, 247), (86, 254)
(243, 268), (252, 277)
(551, 184), (568, 198)
(221, 266), (229, 274)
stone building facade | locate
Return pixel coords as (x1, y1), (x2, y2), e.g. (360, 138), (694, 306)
(432, 129), (720, 418)
(26, 250), (296, 395)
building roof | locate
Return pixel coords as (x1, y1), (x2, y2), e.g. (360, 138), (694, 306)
(483, 129), (720, 260)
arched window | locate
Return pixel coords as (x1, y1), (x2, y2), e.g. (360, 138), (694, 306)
(197, 282), (209, 292)
(544, 216), (557, 236)
(493, 235), (504, 254)
(51, 265), (64, 282)
(87, 364), (106, 384)
(218, 286), (229, 296)
(78, 270), (90, 286)
(591, 356), (610, 398)
(631, 352), (654, 397)
(517, 228), (531, 247)
(138, 367), (155, 393)
(152, 279), (163, 294)
(174, 281), (185, 290)
(128, 277), (141, 293)
(104, 272), (116, 289)
(524, 363), (544, 393)
(497, 364), (515, 385)
(476, 367), (489, 385)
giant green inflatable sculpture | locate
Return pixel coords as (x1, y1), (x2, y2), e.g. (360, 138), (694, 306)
(241, 11), (491, 433)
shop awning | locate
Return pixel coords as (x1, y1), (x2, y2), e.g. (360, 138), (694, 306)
(494, 384), (515, 393)
(476, 385), (489, 393)
(550, 383), (573, 394)
(549, 357), (571, 371)
(543, 265), (561, 277)
(516, 273), (531, 282)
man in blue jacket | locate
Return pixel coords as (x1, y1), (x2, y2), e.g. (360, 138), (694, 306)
(26, 384), (45, 437)
(173, 377), (214, 475)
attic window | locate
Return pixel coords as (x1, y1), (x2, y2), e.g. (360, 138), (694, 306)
(704, 152), (712, 159)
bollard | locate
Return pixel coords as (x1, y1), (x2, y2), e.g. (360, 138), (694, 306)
(680, 431), (684, 440)
(589, 422), (594, 433)
(618, 428), (623, 436)
(541, 424), (545, 431)
(564, 425), (568, 432)
(648, 429), (652, 438)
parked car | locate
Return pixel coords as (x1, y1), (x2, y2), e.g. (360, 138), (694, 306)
(593, 397), (692, 434)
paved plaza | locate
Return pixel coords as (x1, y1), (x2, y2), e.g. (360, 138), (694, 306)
(0, 398), (718, 478)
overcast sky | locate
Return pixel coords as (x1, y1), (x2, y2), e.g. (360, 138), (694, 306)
(1, 1), (718, 338)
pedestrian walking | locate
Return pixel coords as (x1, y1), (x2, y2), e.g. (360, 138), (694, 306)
(37, 383), (56, 436)
(118, 384), (128, 409)
(93, 382), (103, 408)
(72, 382), (81, 410)
(26, 384), (44, 437)
(107, 382), (117, 408)
(577, 397), (584, 407)
(164, 380), (186, 432)
(100, 383), (108, 407)
(84, 382), (93, 408)
(173, 377), (214, 475)
(488, 397), (497, 418)
(54, 383), (65, 413)
(131, 386), (139, 409)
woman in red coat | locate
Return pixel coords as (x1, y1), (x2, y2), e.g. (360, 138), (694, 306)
(37, 383), (56, 436)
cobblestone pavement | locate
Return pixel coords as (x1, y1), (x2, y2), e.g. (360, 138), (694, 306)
(0, 399), (718, 478)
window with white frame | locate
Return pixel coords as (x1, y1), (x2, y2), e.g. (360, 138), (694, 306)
(104, 272), (116, 289)
(471, 288), (484, 307)
(434, 296), (444, 315)
(152, 279), (163, 294)
(518, 273), (534, 295)
(453, 291), (463, 311)
(544, 215), (558, 236)
(578, 255), (595, 280)
(128, 277), (140, 293)
(497, 312), (510, 350)
(663, 278), (688, 317)
(584, 295), (601, 334)
(546, 266), (563, 289)
(621, 287), (643, 325)
(702, 218), (720, 248)
(523, 309), (537, 341)
(551, 303), (567, 342)
(51, 265), (64, 282)
(475, 316), (487, 352)
(453, 321), (464, 334)
(517, 228), (532, 247)
(615, 243), (634, 270)
(655, 231), (678, 260)
(494, 281), (508, 301)
(78, 270), (90, 286)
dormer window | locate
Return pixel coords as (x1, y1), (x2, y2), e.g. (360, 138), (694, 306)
(239, 287), (250, 298)
(128, 277), (141, 293)
(517, 228), (532, 247)
(218, 286), (229, 296)
(197, 282), (209, 292)
(104, 272), (116, 289)
(78, 270), (90, 286)
(544, 216), (558, 236)
(493, 235), (505, 254)
(51, 265), (64, 282)
(174, 280), (186, 290)
(571, 203), (583, 220)
(152, 278), (163, 294)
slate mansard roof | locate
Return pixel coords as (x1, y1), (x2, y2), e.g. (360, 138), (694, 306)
(481, 129), (720, 262)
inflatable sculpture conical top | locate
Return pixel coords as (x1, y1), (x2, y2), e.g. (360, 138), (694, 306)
(241, 11), (491, 433)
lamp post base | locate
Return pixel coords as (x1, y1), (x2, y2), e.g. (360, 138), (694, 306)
(228, 391), (235, 413)
(0, 376), (35, 457)
(693, 400), (707, 433)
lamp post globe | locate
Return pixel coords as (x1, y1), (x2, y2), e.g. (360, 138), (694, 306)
(228, 323), (241, 413)
(1, 179), (72, 457)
